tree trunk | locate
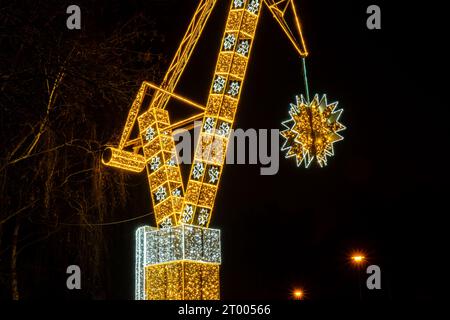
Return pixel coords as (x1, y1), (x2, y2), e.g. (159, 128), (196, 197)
(11, 220), (20, 300)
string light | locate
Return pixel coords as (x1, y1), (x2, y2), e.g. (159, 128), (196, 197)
(136, 224), (221, 300)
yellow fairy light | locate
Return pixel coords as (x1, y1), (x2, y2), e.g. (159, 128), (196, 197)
(281, 94), (346, 168)
(137, 224), (221, 300)
(101, 147), (146, 173)
(146, 261), (220, 300)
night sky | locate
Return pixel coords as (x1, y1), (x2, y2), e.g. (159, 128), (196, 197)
(111, 0), (446, 300)
(2, 0), (447, 301)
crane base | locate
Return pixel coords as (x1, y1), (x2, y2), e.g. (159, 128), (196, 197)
(135, 224), (221, 300)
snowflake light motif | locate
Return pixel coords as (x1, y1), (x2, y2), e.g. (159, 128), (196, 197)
(213, 76), (226, 93)
(160, 217), (172, 229)
(203, 117), (216, 133)
(145, 127), (155, 142)
(192, 162), (205, 180)
(233, 0), (244, 8)
(217, 122), (230, 137)
(208, 166), (220, 184)
(247, 0), (260, 14)
(166, 155), (177, 166)
(236, 40), (250, 56)
(280, 94), (346, 168)
(172, 188), (181, 197)
(223, 34), (236, 51)
(181, 205), (194, 223)
(198, 209), (209, 226)
(155, 186), (167, 202)
(227, 81), (240, 97)
(150, 156), (161, 171)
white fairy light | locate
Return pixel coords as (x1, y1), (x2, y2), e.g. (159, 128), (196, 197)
(192, 162), (205, 180)
(150, 156), (161, 171)
(145, 127), (155, 142)
(197, 208), (209, 226)
(172, 188), (181, 197)
(233, 0), (244, 9)
(236, 40), (250, 56)
(217, 122), (230, 137)
(247, 0), (260, 14)
(181, 205), (194, 223)
(213, 75), (226, 93)
(203, 117), (216, 133)
(166, 155), (176, 166)
(227, 81), (240, 97)
(208, 166), (220, 184)
(160, 217), (172, 229)
(155, 185), (167, 202)
(223, 33), (236, 51)
(135, 226), (155, 300)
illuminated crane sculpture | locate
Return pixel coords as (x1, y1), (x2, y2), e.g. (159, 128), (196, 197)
(102, 0), (345, 300)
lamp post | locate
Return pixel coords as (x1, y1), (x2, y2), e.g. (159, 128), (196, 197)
(350, 252), (366, 301)
(293, 288), (304, 300)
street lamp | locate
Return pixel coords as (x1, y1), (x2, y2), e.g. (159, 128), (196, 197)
(351, 254), (366, 266)
(350, 251), (367, 300)
(293, 289), (304, 300)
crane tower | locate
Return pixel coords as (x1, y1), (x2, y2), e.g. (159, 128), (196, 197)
(102, 0), (344, 300)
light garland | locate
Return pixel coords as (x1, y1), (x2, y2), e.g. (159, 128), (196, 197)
(136, 224), (221, 300)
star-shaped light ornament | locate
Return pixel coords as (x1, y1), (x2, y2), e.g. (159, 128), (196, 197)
(280, 94), (346, 168)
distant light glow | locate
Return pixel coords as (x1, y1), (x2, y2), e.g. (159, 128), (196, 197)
(293, 289), (304, 300)
(350, 251), (367, 266)
(352, 255), (365, 263)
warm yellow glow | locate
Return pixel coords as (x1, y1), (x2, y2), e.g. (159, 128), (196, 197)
(144, 81), (206, 111)
(293, 289), (304, 300)
(118, 83), (148, 150)
(264, 0), (308, 57)
(145, 261), (220, 300)
(351, 255), (365, 263)
(137, 108), (184, 227)
(101, 147), (146, 173)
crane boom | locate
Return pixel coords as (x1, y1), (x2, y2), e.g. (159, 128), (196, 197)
(103, 0), (308, 229)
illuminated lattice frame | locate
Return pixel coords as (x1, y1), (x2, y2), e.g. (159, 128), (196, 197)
(135, 226), (155, 300)
(135, 224), (221, 300)
(137, 108), (185, 227)
(183, 0), (263, 227)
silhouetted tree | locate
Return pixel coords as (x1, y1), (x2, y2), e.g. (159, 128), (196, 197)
(0, 0), (166, 299)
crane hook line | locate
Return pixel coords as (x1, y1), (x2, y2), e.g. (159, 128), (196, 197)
(302, 57), (310, 103)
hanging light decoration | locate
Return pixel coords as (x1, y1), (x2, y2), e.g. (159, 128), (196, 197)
(280, 94), (346, 168)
